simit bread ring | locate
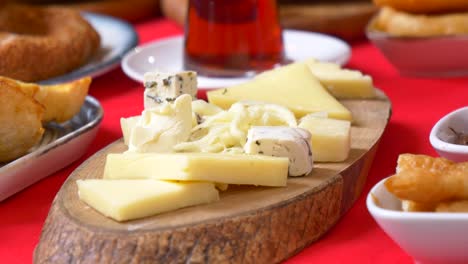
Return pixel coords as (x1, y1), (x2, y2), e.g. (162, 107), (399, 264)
(373, 0), (468, 14)
(374, 7), (468, 37)
(0, 4), (100, 82)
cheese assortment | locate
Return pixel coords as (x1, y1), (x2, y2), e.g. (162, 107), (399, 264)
(77, 60), (377, 221)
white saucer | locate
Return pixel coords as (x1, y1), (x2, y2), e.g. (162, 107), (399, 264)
(122, 29), (351, 89)
(40, 13), (138, 85)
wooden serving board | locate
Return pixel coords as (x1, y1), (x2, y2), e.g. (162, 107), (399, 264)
(34, 93), (391, 263)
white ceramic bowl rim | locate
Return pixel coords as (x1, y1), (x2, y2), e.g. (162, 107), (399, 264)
(429, 106), (468, 155)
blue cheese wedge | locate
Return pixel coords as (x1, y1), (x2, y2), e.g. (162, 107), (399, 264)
(244, 126), (313, 177)
(143, 71), (197, 109)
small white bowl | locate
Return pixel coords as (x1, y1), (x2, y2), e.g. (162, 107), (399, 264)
(429, 107), (468, 162)
(366, 19), (468, 77)
(367, 177), (468, 264)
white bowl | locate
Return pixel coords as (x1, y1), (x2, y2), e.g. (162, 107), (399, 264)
(366, 19), (468, 77)
(429, 107), (468, 162)
(367, 177), (468, 264)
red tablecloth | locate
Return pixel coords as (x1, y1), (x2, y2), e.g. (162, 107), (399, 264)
(1, 18), (467, 264)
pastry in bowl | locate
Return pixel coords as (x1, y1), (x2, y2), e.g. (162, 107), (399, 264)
(373, 6), (468, 37)
(368, 154), (468, 264)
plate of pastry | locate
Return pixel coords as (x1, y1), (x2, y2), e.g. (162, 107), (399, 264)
(0, 77), (103, 201)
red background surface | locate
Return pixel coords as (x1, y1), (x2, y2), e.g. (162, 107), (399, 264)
(1, 18), (467, 263)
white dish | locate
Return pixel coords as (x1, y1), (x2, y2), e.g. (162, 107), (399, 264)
(429, 106), (468, 162)
(39, 13), (138, 85)
(367, 177), (468, 264)
(0, 96), (103, 201)
(367, 18), (468, 77)
(121, 29), (351, 89)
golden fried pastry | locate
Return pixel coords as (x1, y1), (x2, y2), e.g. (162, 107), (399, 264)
(374, 0), (468, 14)
(386, 160), (468, 203)
(396, 153), (453, 173)
(436, 200), (468, 212)
(1, 76), (92, 123)
(401, 200), (437, 212)
(0, 76), (91, 162)
(0, 78), (44, 163)
(374, 7), (468, 37)
(0, 4), (100, 82)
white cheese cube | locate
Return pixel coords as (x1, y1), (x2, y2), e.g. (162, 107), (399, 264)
(244, 126), (313, 177)
(143, 71), (197, 109)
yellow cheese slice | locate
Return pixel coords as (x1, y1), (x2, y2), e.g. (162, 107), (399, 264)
(77, 179), (219, 221)
(207, 63), (352, 121)
(299, 115), (351, 162)
(103, 152), (289, 187)
(305, 59), (376, 99)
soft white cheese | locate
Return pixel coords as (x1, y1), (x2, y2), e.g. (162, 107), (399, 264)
(120, 116), (141, 146)
(244, 126), (313, 177)
(127, 94), (192, 153)
(143, 71), (197, 109)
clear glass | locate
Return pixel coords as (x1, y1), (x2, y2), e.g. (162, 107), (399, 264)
(184, 0), (285, 77)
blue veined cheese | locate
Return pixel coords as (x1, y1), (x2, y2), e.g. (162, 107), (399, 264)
(244, 126), (313, 177)
(143, 71), (198, 109)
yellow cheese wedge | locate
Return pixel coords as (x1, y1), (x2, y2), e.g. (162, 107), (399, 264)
(77, 179), (219, 221)
(103, 152), (289, 187)
(299, 115), (351, 162)
(207, 63), (352, 121)
(305, 59), (376, 99)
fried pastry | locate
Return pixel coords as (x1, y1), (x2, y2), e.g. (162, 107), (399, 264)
(374, 7), (468, 37)
(396, 153), (453, 173)
(1, 76), (91, 123)
(0, 78), (44, 162)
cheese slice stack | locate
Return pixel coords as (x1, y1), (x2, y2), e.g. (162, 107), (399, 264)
(77, 180), (219, 221)
(305, 59), (376, 99)
(104, 152), (289, 187)
(207, 63), (352, 121)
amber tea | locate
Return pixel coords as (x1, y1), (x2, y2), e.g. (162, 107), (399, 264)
(184, 0), (285, 77)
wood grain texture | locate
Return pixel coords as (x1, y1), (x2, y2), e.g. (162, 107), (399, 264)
(34, 93), (391, 264)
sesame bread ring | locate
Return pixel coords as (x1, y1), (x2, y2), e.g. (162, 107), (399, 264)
(373, 0), (468, 14)
(0, 4), (100, 82)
